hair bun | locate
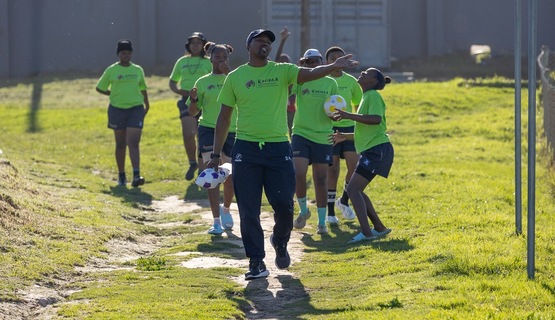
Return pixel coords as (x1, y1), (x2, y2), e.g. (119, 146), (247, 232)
(384, 76), (392, 84)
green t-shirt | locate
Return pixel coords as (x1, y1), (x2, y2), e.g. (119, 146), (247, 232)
(218, 61), (299, 142)
(190, 73), (237, 132)
(354, 90), (390, 153)
(96, 62), (147, 109)
(292, 76), (339, 144)
(331, 72), (363, 128)
(169, 56), (212, 90)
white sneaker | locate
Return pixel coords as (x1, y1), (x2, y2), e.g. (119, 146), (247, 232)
(326, 216), (340, 225)
(317, 224), (328, 234)
(335, 199), (355, 220)
(293, 210), (311, 229)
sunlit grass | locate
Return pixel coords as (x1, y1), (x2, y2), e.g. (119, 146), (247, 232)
(1, 76), (555, 318)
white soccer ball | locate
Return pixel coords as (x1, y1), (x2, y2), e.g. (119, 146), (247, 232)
(195, 163), (233, 189)
(323, 94), (347, 117)
(195, 168), (222, 189)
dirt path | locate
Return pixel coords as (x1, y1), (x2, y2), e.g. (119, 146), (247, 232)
(1, 196), (307, 319)
(152, 196), (308, 319)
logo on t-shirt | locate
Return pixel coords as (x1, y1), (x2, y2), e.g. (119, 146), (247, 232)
(245, 80), (255, 89)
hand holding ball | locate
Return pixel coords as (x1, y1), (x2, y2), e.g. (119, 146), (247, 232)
(324, 95), (347, 117)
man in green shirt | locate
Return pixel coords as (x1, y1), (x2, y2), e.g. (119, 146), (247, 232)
(206, 29), (358, 280)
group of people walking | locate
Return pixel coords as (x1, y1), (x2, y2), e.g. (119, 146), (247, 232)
(95, 28), (394, 280)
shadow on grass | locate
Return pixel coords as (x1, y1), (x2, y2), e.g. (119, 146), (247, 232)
(240, 275), (318, 320)
(299, 223), (414, 254)
(107, 185), (153, 207)
(28, 79), (42, 133)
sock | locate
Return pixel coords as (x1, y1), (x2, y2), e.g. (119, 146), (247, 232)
(297, 197), (307, 216)
(118, 172), (126, 180)
(327, 190), (336, 216)
(213, 217), (221, 226)
(317, 207), (327, 226)
(221, 206), (230, 213)
(340, 182), (350, 205)
(132, 168), (140, 178)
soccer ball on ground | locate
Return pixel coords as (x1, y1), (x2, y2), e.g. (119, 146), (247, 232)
(195, 163), (233, 189)
(323, 94), (347, 117)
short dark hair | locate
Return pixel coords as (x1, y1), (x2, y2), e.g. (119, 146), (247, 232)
(325, 46), (345, 61)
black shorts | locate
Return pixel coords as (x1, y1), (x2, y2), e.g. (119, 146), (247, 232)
(355, 142), (394, 179)
(291, 134), (333, 165)
(177, 97), (201, 119)
(197, 125), (235, 157)
(107, 104), (145, 130)
(332, 126), (356, 158)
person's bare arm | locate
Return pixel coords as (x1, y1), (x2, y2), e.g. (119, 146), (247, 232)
(274, 26), (290, 61)
(334, 109), (381, 125)
(96, 87), (110, 96)
(206, 104), (233, 169)
(297, 54), (359, 84)
(169, 79), (189, 97)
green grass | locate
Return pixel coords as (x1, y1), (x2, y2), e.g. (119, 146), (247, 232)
(1, 74), (555, 319)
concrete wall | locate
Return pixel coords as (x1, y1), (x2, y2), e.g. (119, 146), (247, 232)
(2, 0), (555, 79)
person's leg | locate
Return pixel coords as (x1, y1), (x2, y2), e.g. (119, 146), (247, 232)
(327, 155), (340, 217)
(233, 141), (265, 260)
(362, 192), (388, 232)
(312, 163), (329, 227)
(263, 142), (295, 269)
(293, 157), (309, 215)
(181, 115), (199, 180)
(220, 154), (234, 230)
(340, 151), (359, 205)
(346, 172), (373, 237)
(126, 127), (142, 171)
(114, 129), (127, 179)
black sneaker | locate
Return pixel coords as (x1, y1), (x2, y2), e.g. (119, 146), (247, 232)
(117, 177), (127, 186)
(131, 176), (145, 187)
(270, 234), (291, 270)
(245, 260), (269, 280)
(185, 162), (198, 181)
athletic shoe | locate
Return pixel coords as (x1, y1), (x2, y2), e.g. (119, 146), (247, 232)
(347, 232), (376, 244)
(270, 234), (290, 269)
(207, 224), (223, 235)
(220, 205), (234, 230)
(117, 177), (127, 186)
(245, 260), (270, 280)
(293, 209), (311, 229)
(317, 224), (328, 234)
(131, 176), (145, 187)
(326, 215), (340, 225)
(371, 228), (392, 239)
(185, 162), (198, 181)
(335, 199), (355, 220)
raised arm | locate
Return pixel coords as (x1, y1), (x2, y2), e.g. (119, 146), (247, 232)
(274, 26), (290, 61)
(297, 54), (358, 84)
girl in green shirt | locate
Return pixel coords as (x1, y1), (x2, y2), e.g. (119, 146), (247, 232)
(333, 68), (393, 243)
(169, 32), (212, 181)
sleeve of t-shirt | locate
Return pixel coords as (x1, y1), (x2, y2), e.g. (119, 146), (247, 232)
(218, 74), (236, 108)
(96, 67), (111, 91)
(367, 94), (385, 117)
(288, 63), (299, 86)
(169, 58), (182, 82)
